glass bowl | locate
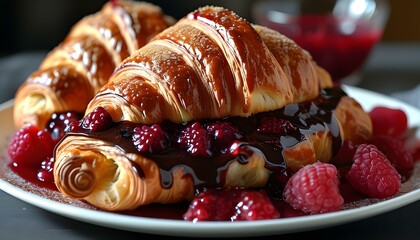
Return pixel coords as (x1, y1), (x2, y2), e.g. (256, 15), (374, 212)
(252, 0), (390, 82)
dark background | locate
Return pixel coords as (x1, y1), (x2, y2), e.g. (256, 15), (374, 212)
(0, 0), (254, 56)
(1, 0), (419, 57)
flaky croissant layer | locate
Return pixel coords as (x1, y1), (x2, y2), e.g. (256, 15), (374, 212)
(53, 6), (371, 211)
(54, 87), (371, 211)
(85, 6), (332, 125)
(13, 1), (174, 129)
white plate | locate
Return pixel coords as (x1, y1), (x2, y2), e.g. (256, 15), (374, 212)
(1, 85), (420, 238)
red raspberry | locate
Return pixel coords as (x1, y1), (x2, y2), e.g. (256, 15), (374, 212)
(369, 106), (408, 137)
(46, 111), (82, 141)
(257, 117), (296, 135)
(183, 188), (280, 222)
(346, 144), (401, 199)
(183, 188), (236, 221)
(8, 125), (55, 168)
(132, 124), (169, 153)
(283, 162), (344, 214)
(37, 157), (55, 183)
(206, 121), (242, 154)
(370, 135), (414, 181)
(178, 122), (212, 157)
(232, 190), (280, 221)
(81, 107), (113, 132)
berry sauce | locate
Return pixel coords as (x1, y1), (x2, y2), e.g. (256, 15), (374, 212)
(8, 112), (83, 191)
(7, 87), (356, 220)
(261, 14), (382, 81)
(64, 87), (344, 190)
(9, 162), (57, 191)
(7, 86), (419, 220)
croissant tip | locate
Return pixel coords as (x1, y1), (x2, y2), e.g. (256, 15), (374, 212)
(106, 0), (168, 17)
(190, 5), (251, 25)
(196, 5), (226, 11)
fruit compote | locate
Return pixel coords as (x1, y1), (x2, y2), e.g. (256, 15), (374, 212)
(7, 112), (82, 190)
(261, 15), (382, 81)
(6, 88), (420, 221)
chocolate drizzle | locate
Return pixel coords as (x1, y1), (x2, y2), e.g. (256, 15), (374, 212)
(64, 87), (346, 190)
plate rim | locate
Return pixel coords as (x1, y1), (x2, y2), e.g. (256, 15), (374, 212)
(2, 176), (420, 237)
(1, 86), (420, 237)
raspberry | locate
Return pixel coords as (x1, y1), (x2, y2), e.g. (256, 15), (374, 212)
(206, 121), (242, 154)
(183, 188), (280, 222)
(46, 111), (82, 141)
(232, 190), (280, 221)
(346, 144), (401, 199)
(369, 106), (408, 137)
(8, 125), (55, 168)
(40, 156), (55, 171)
(183, 188), (235, 221)
(66, 121), (82, 133)
(257, 117), (296, 135)
(132, 124), (169, 153)
(37, 157), (55, 183)
(178, 122), (212, 157)
(283, 162), (344, 214)
(370, 135), (414, 181)
(81, 107), (113, 132)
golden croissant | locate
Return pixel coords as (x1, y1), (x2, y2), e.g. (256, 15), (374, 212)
(13, 0), (174, 129)
(53, 6), (372, 211)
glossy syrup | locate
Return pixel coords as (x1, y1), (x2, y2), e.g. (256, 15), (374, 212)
(10, 87), (352, 219)
(66, 87), (345, 190)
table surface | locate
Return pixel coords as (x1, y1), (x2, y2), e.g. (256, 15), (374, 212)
(1, 43), (420, 240)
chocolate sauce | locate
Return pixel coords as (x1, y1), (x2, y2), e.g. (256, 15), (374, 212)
(65, 87), (346, 190)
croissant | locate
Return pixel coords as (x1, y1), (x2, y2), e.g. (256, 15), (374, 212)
(53, 6), (372, 211)
(13, 0), (174, 129)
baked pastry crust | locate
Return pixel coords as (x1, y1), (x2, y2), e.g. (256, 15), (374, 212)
(53, 6), (372, 211)
(13, 1), (174, 129)
(86, 6), (333, 124)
